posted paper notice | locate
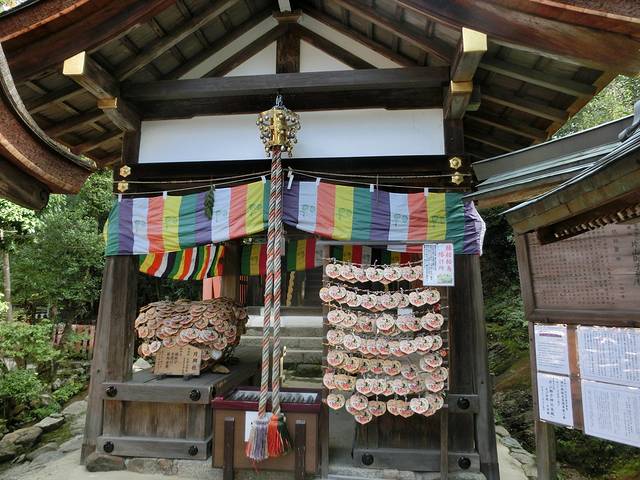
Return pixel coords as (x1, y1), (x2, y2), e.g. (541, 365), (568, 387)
(582, 380), (640, 447)
(534, 324), (570, 375)
(537, 373), (573, 427)
(578, 326), (640, 387)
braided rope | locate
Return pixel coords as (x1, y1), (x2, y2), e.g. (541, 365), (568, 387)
(257, 151), (279, 418)
(270, 148), (284, 416)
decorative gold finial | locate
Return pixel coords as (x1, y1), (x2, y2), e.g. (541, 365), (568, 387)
(449, 156), (462, 170)
(451, 172), (464, 185)
(119, 165), (132, 178)
(257, 94), (301, 156)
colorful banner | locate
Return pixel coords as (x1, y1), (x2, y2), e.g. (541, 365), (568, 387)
(241, 243), (267, 276)
(105, 180), (269, 255)
(283, 181), (485, 254)
(105, 179), (485, 256)
(139, 244), (224, 280)
(241, 239), (322, 275)
(286, 238), (322, 272)
(330, 245), (372, 264)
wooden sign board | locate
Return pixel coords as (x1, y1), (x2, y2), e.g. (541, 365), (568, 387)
(153, 345), (202, 376)
(517, 223), (640, 323)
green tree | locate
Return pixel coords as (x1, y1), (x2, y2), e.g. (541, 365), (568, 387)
(9, 171), (112, 320)
(0, 200), (38, 321)
(555, 75), (640, 138)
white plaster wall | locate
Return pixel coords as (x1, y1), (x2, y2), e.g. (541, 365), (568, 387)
(225, 42), (276, 77)
(138, 109), (445, 163)
(299, 40), (351, 72)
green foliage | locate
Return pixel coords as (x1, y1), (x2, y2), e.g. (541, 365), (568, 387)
(0, 200), (38, 252)
(9, 173), (111, 320)
(0, 369), (43, 404)
(555, 76), (640, 138)
(52, 379), (85, 405)
(0, 321), (59, 368)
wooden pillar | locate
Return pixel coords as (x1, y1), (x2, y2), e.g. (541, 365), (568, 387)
(81, 255), (138, 462)
(219, 241), (240, 301)
(458, 255), (500, 479)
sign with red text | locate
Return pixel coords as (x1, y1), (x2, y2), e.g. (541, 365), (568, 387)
(423, 243), (455, 286)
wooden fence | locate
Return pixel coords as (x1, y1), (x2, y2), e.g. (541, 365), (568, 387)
(52, 324), (96, 358)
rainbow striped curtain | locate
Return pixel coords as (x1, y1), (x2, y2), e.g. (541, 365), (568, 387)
(139, 244), (224, 280)
(330, 245), (372, 264)
(241, 239), (322, 276)
(105, 180), (269, 256)
(283, 181), (485, 255)
(104, 179), (484, 256)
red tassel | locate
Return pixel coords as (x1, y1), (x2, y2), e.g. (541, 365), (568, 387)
(267, 413), (292, 458)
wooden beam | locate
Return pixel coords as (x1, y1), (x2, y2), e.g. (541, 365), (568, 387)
(63, 52), (120, 99)
(45, 109), (106, 137)
(466, 112), (548, 141)
(301, 4), (415, 67)
(465, 131), (522, 153)
(205, 24), (288, 77)
(451, 28), (487, 82)
(0, 158), (49, 210)
(482, 89), (568, 123)
(276, 26), (300, 74)
(71, 131), (123, 155)
(126, 66), (448, 100)
(133, 88), (443, 118)
(113, 0), (240, 80)
(97, 97), (140, 132)
(479, 57), (596, 97)
(444, 80), (473, 120)
(332, 0), (453, 63)
(164, 9), (273, 80)
(294, 25), (375, 70)
(24, 85), (83, 114)
(396, 0), (640, 74)
(5, 0), (177, 81)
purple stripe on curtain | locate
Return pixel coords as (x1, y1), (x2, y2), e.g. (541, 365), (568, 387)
(370, 189), (390, 241)
(283, 180), (300, 226)
(194, 191), (211, 246)
(462, 201), (485, 255)
(118, 198), (134, 254)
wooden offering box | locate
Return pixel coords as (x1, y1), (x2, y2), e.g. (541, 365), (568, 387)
(212, 387), (322, 474)
(97, 362), (257, 460)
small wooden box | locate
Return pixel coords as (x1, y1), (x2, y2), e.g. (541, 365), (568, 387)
(97, 362), (257, 460)
(212, 387), (322, 473)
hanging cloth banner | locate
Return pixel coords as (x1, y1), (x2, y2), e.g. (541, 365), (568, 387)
(138, 244), (224, 280)
(283, 181), (485, 255)
(241, 243), (268, 276)
(380, 250), (415, 264)
(104, 180), (270, 256)
(241, 238), (322, 275)
(330, 245), (373, 264)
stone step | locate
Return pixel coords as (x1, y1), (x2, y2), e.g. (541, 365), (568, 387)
(240, 335), (322, 350)
(283, 348), (323, 365)
(245, 326), (323, 337)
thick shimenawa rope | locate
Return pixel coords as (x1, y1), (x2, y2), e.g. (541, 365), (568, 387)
(266, 148), (292, 457)
(246, 149), (279, 462)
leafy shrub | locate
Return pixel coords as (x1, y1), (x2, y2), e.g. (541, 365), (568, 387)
(0, 320), (59, 369)
(52, 379), (86, 405)
(0, 369), (43, 404)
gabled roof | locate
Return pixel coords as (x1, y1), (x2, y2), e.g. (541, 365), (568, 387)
(467, 116), (632, 208)
(504, 110), (640, 241)
(0, 0), (638, 169)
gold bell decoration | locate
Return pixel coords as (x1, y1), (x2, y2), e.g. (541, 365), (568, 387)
(256, 94), (301, 156)
(451, 172), (464, 186)
(448, 156), (462, 170)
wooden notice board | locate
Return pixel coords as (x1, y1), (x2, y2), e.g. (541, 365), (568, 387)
(516, 223), (640, 326)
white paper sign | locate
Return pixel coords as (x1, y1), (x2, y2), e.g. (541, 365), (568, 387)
(422, 243), (454, 286)
(582, 380), (640, 447)
(578, 326), (640, 387)
(244, 411), (259, 441)
(534, 324), (570, 375)
(537, 373), (574, 427)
